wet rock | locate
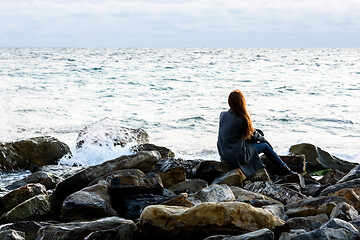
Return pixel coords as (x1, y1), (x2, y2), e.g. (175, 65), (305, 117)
(195, 160), (233, 184)
(285, 195), (348, 218)
(230, 186), (281, 205)
(54, 151), (160, 203)
(139, 202), (284, 240)
(76, 118), (149, 149)
(36, 217), (137, 240)
(61, 183), (117, 222)
(37, 165), (87, 180)
(261, 155), (305, 174)
(318, 169), (346, 185)
(212, 169), (246, 187)
(0, 194), (53, 223)
(5, 171), (62, 191)
(244, 181), (307, 205)
(246, 168), (271, 183)
(0, 183), (47, 215)
(188, 184), (235, 205)
(330, 202), (358, 221)
(0, 221), (50, 240)
(203, 228), (274, 240)
(0, 136), (71, 171)
(319, 178), (360, 196)
(0, 229), (25, 240)
(289, 143), (356, 172)
(132, 143), (175, 159)
(169, 179), (208, 194)
(337, 164), (360, 184)
(121, 194), (171, 220)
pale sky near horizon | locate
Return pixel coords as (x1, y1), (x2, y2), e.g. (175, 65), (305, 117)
(0, 0), (359, 47)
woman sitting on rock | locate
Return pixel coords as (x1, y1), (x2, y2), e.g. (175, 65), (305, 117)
(217, 89), (295, 177)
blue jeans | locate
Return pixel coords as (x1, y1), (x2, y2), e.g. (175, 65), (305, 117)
(251, 142), (287, 168)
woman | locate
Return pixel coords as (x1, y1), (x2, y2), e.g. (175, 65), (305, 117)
(217, 89), (295, 177)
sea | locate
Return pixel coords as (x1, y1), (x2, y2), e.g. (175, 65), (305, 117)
(1, 48), (359, 172)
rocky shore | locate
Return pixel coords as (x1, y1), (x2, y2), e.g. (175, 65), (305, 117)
(0, 123), (360, 240)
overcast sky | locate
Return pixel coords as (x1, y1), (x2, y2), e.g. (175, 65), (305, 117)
(0, 0), (359, 47)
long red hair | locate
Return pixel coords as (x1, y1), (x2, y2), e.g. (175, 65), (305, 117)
(228, 89), (254, 139)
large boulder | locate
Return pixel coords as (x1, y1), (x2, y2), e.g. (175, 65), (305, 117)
(132, 143), (175, 159)
(54, 151), (161, 203)
(0, 194), (53, 223)
(61, 183), (117, 222)
(36, 217), (137, 240)
(139, 202), (284, 239)
(0, 183), (47, 215)
(0, 136), (71, 171)
(188, 184), (236, 205)
(289, 143), (357, 172)
(76, 118), (149, 148)
(244, 182), (307, 205)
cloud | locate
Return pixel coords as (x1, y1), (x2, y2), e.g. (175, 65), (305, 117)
(0, 0), (359, 46)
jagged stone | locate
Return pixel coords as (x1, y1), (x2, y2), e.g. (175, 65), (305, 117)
(263, 204), (288, 221)
(212, 169), (247, 187)
(5, 171), (62, 190)
(0, 183), (47, 215)
(318, 169), (346, 185)
(301, 183), (324, 197)
(0, 229), (25, 240)
(278, 183), (302, 193)
(329, 188), (360, 211)
(246, 168), (271, 183)
(83, 224), (137, 240)
(76, 118), (149, 148)
(0, 194), (53, 223)
(54, 151), (161, 203)
(330, 202), (358, 221)
(305, 213), (329, 223)
(244, 181), (306, 205)
(285, 195), (349, 218)
(337, 164), (360, 183)
(275, 174), (305, 189)
(289, 143), (356, 172)
(203, 228), (274, 240)
(132, 143), (175, 159)
(0, 221), (50, 240)
(187, 184), (235, 205)
(162, 193), (194, 207)
(169, 179), (208, 194)
(61, 183), (117, 222)
(230, 186), (281, 205)
(319, 178), (360, 196)
(0, 136), (71, 171)
(261, 155), (305, 174)
(139, 202), (284, 239)
(36, 217), (137, 240)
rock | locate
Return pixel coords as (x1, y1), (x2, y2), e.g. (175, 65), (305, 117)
(196, 160), (233, 184)
(0, 194), (53, 223)
(61, 183), (117, 222)
(188, 184), (235, 205)
(0, 183), (47, 215)
(0, 136), (71, 171)
(277, 183), (302, 193)
(301, 183), (324, 197)
(212, 169), (247, 187)
(275, 217), (321, 238)
(36, 217), (137, 240)
(319, 178), (360, 196)
(263, 204), (288, 221)
(54, 151), (161, 203)
(162, 193), (195, 207)
(230, 186), (281, 205)
(204, 228), (274, 240)
(0, 221), (50, 240)
(83, 224), (137, 240)
(108, 169), (163, 196)
(246, 168), (271, 183)
(37, 165), (87, 180)
(121, 194), (171, 220)
(139, 202), (284, 239)
(284, 195), (348, 218)
(279, 229), (307, 240)
(337, 164), (360, 184)
(318, 169), (346, 185)
(305, 213), (329, 223)
(322, 218), (359, 234)
(261, 155), (306, 174)
(0, 229), (25, 240)
(330, 202), (358, 221)
(289, 143), (357, 172)
(169, 179), (208, 194)
(76, 118), (149, 148)
(275, 174), (305, 189)
(282, 227), (358, 240)
(5, 171), (62, 191)
(329, 188), (360, 211)
(153, 158), (202, 179)
(244, 181), (307, 205)
(132, 143), (175, 159)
